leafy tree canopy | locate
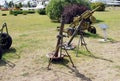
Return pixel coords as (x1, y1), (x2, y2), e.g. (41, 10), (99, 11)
(46, 0), (90, 21)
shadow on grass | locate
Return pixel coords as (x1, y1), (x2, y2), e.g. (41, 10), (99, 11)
(73, 50), (113, 63)
(2, 47), (20, 59)
(53, 64), (92, 81)
(83, 32), (116, 43)
(51, 59), (92, 81)
(84, 32), (102, 38)
(3, 47), (16, 53)
(0, 58), (15, 68)
(65, 65), (92, 81)
(50, 58), (69, 65)
(48, 53), (92, 80)
(51, 20), (60, 23)
(95, 19), (104, 23)
(0, 47), (19, 67)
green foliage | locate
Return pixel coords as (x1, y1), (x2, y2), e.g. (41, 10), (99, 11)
(19, 2), (23, 8)
(46, 0), (90, 21)
(2, 13), (7, 16)
(9, 10), (22, 15)
(14, 4), (20, 9)
(9, 10), (13, 15)
(91, 2), (106, 11)
(27, 1), (31, 7)
(37, 8), (46, 15)
(9, 10), (35, 15)
(8, 1), (14, 8)
(27, 10), (35, 14)
(75, 0), (91, 7)
(46, 0), (63, 21)
(22, 11), (28, 15)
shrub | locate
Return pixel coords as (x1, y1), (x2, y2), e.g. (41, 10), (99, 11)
(2, 14), (7, 16)
(46, 0), (63, 21)
(27, 10), (35, 14)
(62, 4), (90, 23)
(10, 10), (23, 15)
(9, 10), (13, 15)
(9, 10), (35, 15)
(22, 11), (28, 15)
(91, 2), (106, 11)
(14, 13), (18, 16)
(37, 8), (46, 15)
(46, 0), (90, 22)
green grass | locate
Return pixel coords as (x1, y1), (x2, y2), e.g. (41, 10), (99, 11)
(0, 7), (120, 61)
(93, 7), (120, 41)
(0, 11), (59, 60)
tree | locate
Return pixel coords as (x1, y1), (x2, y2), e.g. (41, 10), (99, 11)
(28, 1), (31, 7)
(46, 0), (63, 21)
(62, 4), (89, 23)
(4, 1), (9, 8)
(19, 2), (23, 8)
(91, 2), (105, 11)
(46, 0), (90, 22)
(9, 1), (14, 8)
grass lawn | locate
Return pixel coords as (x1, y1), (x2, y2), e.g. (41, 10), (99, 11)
(0, 7), (120, 81)
(0, 11), (59, 59)
(94, 7), (120, 41)
(0, 7), (119, 61)
(0, 8), (119, 58)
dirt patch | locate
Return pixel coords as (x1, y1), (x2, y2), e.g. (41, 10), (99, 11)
(0, 41), (120, 81)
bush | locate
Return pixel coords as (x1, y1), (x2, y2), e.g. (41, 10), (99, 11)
(2, 14), (7, 16)
(9, 10), (13, 15)
(14, 13), (18, 16)
(14, 10), (23, 14)
(37, 8), (46, 15)
(46, 0), (63, 21)
(62, 4), (90, 23)
(46, 0), (90, 22)
(9, 10), (35, 15)
(27, 10), (35, 14)
(9, 10), (23, 15)
(22, 11), (28, 15)
(91, 2), (106, 11)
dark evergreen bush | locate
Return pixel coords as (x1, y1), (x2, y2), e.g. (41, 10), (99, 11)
(2, 14), (7, 16)
(37, 8), (46, 15)
(91, 2), (105, 11)
(62, 4), (90, 24)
